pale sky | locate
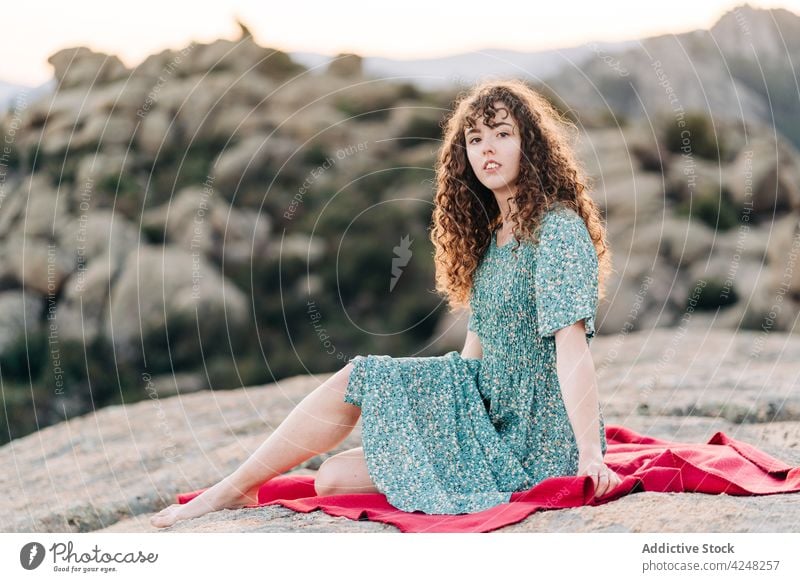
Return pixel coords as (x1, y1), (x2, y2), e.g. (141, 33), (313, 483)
(3, 0), (799, 86)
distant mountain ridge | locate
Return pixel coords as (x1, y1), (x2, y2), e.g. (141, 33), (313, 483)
(291, 41), (639, 89)
(0, 79), (54, 111)
(7, 3), (798, 145)
(294, 4), (800, 146)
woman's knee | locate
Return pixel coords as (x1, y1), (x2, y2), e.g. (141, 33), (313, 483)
(314, 448), (374, 496)
(314, 456), (345, 496)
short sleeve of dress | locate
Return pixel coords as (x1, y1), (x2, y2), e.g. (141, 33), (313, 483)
(534, 209), (599, 340)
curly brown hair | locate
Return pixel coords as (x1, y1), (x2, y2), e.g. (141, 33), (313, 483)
(430, 78), (612, 314)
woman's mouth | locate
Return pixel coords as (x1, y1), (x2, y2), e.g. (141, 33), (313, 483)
(484, 161), (502, 173)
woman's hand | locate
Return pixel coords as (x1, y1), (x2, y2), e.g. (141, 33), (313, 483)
(577, 455), (622, 498)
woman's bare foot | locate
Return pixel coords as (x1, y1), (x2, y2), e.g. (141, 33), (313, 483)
(150, 477), (261, 529)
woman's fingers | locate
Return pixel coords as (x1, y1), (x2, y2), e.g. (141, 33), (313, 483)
(579, 462), (622, 498)
(595, 470), (609, 496)
(592, 466), (620, 497)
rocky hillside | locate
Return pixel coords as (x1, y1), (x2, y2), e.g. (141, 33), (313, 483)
(0, 33), (455, 444)
(1, 18), (799, 450)
(289, 5), (800, 149)
(2, 326), (799, 533)
(545, 4), (800, 148)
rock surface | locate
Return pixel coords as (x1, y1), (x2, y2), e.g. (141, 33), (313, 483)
(2, 326), (799, 533)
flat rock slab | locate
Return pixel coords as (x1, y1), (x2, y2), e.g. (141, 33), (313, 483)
(2, 329), (798, 533)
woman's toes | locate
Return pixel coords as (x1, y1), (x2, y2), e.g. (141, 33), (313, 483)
(150, 506), (179, 528)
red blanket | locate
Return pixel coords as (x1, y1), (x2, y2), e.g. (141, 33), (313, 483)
(175, 425), (800, 533)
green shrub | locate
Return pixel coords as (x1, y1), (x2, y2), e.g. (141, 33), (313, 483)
(396, 82), (422, 101)
(205, 353), (271, 390)
(675, 186), (740, 230)
(98, 172), (139, 197)
(149, 138), (226, 205)
(332, 86), (400, 122)
(37, 335), (139, 422)
(662, 112), (726, 161)
(689, 278), (738, 311)
(140, 308), (252, 374)
(631, 143), (662, 172)
(0, 328), (47, 381)
(396, 112), (443, 149)
(302, 143), (331, 167)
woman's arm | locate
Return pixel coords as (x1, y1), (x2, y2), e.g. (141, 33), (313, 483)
(461, 328), (483, 360)
(554, 319), (621, 497)
(554, 320), (602, 458)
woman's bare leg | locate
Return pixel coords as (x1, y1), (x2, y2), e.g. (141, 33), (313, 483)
(150, 362), (360, 528)
(314, 446), (380, 495)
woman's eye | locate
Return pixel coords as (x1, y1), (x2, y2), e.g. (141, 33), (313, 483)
(498, 131), (509, 137)
(469, 137), (480, 144)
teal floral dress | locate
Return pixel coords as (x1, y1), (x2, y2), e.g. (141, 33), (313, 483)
(343, 204), (608, 514)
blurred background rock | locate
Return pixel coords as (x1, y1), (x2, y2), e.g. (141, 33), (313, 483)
(0, 4), (798, 447)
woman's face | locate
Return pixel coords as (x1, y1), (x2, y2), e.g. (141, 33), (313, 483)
(464, 101), (522, 197)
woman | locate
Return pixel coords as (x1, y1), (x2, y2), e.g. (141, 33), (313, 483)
(151, 79), (621, 528)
